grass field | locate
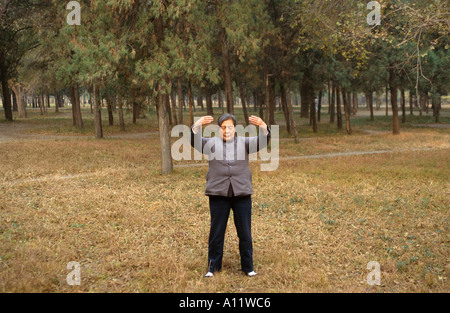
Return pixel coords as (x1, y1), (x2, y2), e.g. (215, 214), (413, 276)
(0, 105), (449, 292)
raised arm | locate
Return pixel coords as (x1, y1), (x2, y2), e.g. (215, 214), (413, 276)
(246, 115), (271, 153)
(190, 115), (214, 152)
(192, 115), (214, 134)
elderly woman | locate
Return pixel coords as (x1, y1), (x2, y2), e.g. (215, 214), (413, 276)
(190, 113), (270, 277)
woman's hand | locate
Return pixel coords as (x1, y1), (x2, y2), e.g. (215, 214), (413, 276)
(199, 115), (214, 125)
(193, 115), (214, 133)
(249, 115), (268, 134)
(248, 115), (266, 127)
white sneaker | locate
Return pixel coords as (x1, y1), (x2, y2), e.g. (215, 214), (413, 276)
(204, 272), (214, 277)
(247, 271), (258, 277)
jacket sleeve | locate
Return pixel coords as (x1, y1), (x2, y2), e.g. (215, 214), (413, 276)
(245, 126), (271, 154)
(190, 125), (211, 154)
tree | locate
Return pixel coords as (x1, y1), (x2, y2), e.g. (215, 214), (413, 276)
(0, 0), (41, 121)
(134, 1), (224, 174)
(372, 0), (450, 131)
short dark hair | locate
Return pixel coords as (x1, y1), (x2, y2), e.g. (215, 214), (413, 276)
(217, 113), (236, 127)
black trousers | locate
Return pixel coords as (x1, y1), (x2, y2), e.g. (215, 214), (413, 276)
(207, 195), (253, 273)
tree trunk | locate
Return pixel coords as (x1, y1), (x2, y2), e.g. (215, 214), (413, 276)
(317, 89), (322, 122)
(336, 86), (342, 130)
(279, 83), (290, 133)
(258, 89), (264, 118)
(60, 93), (65, 107)
(367, 91), (374, 121)
(93, 83), (103, 139)
(300, 74), (315, 130)
(409, 90), (414, 115)
(352, 91), (357, 115)
(205, 88), (213, 116)
(197, 89), (204, 111)
(432, 93), (441, 123)
(300, 78), (310, 119)
(188, 81), (194, 126)
(217, 88), (223, 110)
(253, 91), (258, 112)
(43, 94), (47, 113)
(39, 94), (44, 115)
(419, 92), (428, 116)
(12, 90), (17, 112)
(54, 91), (60, 113)
(177, 76), (184, 124)
(310, 89), (317, 133)
(117, 95), (125, 131)
(389, 68), (400, 135)
(155, 14), (173, 174)
(132, 93), (139, 124)
(401, 88), (406, 123)
(70, 92), (74, 121)
(264, 71), (270, 122)
(19, 90), (27, 117)
(70, 84), (84, 129)
(106, 96), (114, 126)
(342, 89), (352, 135)
(220, 27), (234, 114)
(327, 81), (331, 114)
(285, 85), (299, 142)
(170, 87), (178, 125)
(57, 92), (64, 109)
(268, 76), (275, 125)
(155, 94), (159, 120)
(157, 83), (173, 174)
(0, 51), (12, 121)
(385, 85), (389, 116)
(11, 83), (27, 118)
(190, 85), (195, 113)
(329, 81), (335, 124)
(132, 100), (137, 123)
(375, 90), (381, 110)
(165, 93), (172, 125)
(88, 91), (93, 114)
(238, 83), (249, 126)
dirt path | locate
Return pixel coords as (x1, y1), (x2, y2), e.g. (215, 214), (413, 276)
(4, 146), (448, 185)
(2, 115), (448, 185)
(173, 146), (449, 168)
(411, 123), (450, 129)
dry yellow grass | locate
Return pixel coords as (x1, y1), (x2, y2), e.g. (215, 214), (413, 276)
(0, 109), (449, 293)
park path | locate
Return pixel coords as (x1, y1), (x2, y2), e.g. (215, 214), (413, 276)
(172, 146), (448, 168)
(4, 146), (448, 186)
(2, 116), (449, 185)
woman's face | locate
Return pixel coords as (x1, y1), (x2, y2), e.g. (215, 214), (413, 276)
(220, 119), (236, 141)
